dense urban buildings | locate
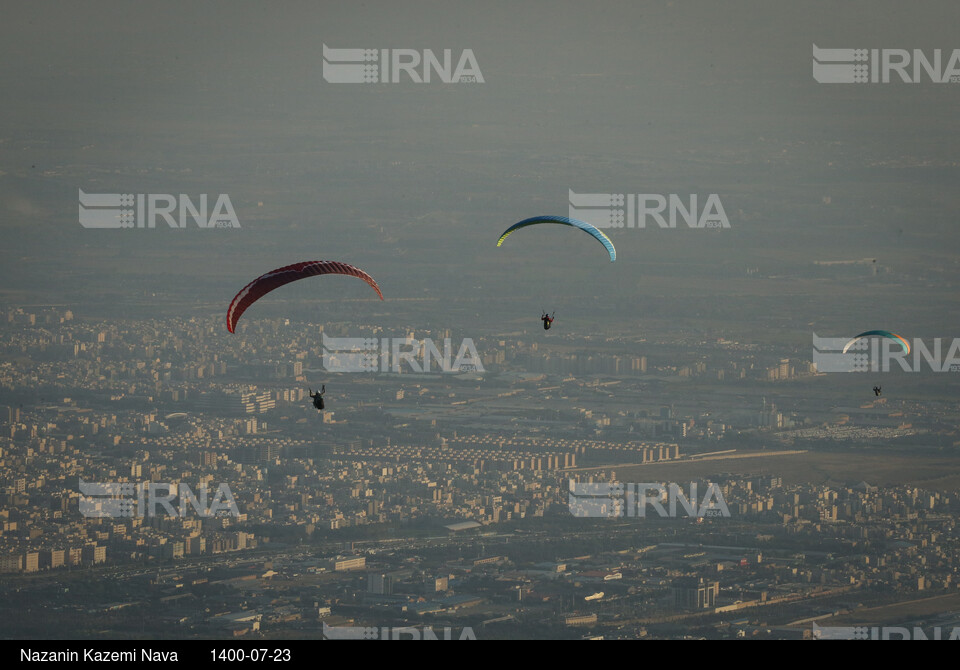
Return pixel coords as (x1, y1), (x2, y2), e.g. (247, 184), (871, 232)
(2, 306), (959, 639)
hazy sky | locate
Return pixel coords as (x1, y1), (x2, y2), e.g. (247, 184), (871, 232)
(1, 1), (958, 335)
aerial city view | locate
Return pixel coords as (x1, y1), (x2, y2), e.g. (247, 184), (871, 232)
(3, 0), (960, 652)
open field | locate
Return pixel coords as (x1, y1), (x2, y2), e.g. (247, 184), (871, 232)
(599, 449), (960, 492)
(814, 592), (960, 626)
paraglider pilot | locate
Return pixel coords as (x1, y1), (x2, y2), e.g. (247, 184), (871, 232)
(873, 385), (882, 397)
(541, 311), (555, 331)
(309, 385), (325, 410)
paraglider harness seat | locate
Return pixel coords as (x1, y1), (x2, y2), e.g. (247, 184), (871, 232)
(310, 386), (325, 410)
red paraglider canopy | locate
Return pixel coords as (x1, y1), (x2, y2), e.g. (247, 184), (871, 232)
(226, 260), (383, 333)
